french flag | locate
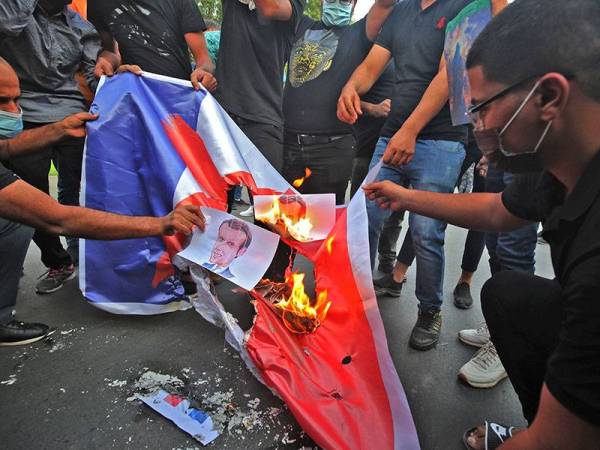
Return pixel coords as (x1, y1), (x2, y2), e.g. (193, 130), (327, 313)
(81, 73), (419, 449)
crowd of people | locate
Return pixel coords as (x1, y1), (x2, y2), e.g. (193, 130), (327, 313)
(0, 0), (598, 448)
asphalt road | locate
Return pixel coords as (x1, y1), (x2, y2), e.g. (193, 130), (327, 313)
(0, 198), (554, 450)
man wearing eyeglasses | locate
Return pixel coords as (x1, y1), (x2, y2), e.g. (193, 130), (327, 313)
(363, 1), (600, 448)
(337, 0), (472, 351)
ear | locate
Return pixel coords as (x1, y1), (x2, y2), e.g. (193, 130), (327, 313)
(537, 73), (570, 122)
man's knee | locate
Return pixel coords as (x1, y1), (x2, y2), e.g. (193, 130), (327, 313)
(481, 271), (515, 324)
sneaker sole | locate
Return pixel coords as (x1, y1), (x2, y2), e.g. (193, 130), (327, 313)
(0, 329), (55, 347)
(458, 334), (488, 348)
(457, 371), (508, 388)
(35, 271), (77, 295)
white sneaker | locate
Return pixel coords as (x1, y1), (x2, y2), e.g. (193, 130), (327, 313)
(458, 341), (507, 388)
(458, 322), (490, 348)
(239, 206), (254, 217)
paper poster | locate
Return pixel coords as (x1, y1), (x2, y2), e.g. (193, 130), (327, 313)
(444, 0), (493, 126)
(177, 208), (280, 291)
(254, 193), (336, 242)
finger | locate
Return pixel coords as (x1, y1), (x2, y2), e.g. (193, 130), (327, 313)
(181, 206), (206, 230)
(173, 217), (194, 235)
(352, 93), (362, 117)
(337, 98), (353, 123)
(391, 150), (403, 166)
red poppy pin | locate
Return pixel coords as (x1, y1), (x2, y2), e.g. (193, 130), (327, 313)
(436, 16), (447, 29)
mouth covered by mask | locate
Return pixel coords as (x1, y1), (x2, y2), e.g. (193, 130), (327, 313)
(0, 108), (23, 139)
(473, 79), (552, 173)
(322, 2), (353, 27)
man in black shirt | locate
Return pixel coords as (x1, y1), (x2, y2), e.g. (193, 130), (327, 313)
(282, 0), (395, 204)
(364, 1), (600, 447)
(215, 0), (304, 173)
(88, 0), (216, 91)
(0, 58), (205, 347)
(338, 0), (470, 351)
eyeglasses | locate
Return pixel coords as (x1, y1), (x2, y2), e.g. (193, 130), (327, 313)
(467, 77), (536, 128)
(324, 0), (354, 4)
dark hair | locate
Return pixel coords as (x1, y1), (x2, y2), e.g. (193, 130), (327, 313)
(219, 219), (252, 250)
(466, 0), (600, 102)
(278, 194), (307, 217)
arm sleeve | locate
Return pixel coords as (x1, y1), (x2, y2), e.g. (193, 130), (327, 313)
(0, 0), (37, 37)
(545, 247), (600, 425)
(75, 16), (103, 92)
(501, 173), (546, 222)
(0, 163), (17, 191)
(179, 0), (207, 34)
(375, 6), (396, 52)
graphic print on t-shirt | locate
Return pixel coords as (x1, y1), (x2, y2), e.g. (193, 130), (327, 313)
(288, 29), (339, 88)
(108, 2), (174, 58)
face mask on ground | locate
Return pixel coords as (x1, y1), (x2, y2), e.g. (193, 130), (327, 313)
(322, 2), (353, 27)
(0, 108), (23, 139)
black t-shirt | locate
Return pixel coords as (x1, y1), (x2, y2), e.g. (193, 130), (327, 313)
(502, 154), (600, 426)
(283, 17), (372, 134)
(376, 0), (469, 142)
(215, 0), (305, 128)
(88, 0), (206, 80)
(0, 162), (17, 191)
(353, 61), (395, 156)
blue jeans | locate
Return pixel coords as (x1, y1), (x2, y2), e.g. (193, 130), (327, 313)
(367, 138), (465, 312)
(485, 166), (538, 274)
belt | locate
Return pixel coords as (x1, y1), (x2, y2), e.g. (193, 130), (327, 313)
(285, 132), (350, 146)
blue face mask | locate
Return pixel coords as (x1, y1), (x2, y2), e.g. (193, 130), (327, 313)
(0, 108), (23, 139)
(322, 1), (353, 27)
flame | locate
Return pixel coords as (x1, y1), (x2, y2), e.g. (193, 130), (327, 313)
(325, 235), (335, 255)
(255, 196), (314, 242)
(274, 273), (332, 333)
(292, 168), (312, 188)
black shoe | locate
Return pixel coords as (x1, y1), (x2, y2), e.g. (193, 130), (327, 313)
(377, 259), (394, 274)
(409, 310), (442, 351)
(453, 282), (473, 309)
(373, 273), (404, 297)
(0, 320), (51, 346)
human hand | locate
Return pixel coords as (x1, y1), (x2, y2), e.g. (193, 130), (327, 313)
(337, 84), (362, 124)
(476, 156), (489, 177)
(383, 126), (417, 166)
(116, 64), (143, 76)
(369, 99), (391, 119)
(161, 205), (206, 236)
(57, 112), (99, 138)
(363, 180), (408, 212)
(191, 68), (217, 92)
(94, 56), (115, 78)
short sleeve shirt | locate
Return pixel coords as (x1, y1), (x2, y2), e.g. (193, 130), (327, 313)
(0, 163), (17, 192)
(376, 0), (469, 142)
(501, 153), (600, 425)
(215, 0), (305, 128)
(283, 17), (372, 134)
(88, 0), (206, 80)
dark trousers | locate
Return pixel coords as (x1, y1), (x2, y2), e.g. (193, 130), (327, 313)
(7, 122), (83, 268)
(263, 133), (356, 281)
(283, 133), (356, 204)
(0, 218), (34, 325)
(227, 115), (287, 281)
(378, 140), (486, 274)
(482, 271), (561, 423)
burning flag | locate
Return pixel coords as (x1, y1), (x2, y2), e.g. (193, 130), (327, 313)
(82, 73), (420, 449)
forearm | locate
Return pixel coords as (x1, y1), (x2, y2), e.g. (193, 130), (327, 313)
(361, 101), (376, 117)
(395, 190), (527, 232)
(401, 67), (448, 135)
(185, 33), (215, 73)
(0, 123), (64, 160)
(53, 206), (164, 240)
(365, 0), (396, 41)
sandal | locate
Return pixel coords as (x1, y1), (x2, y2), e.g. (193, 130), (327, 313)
(463, 421), (517, 450)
